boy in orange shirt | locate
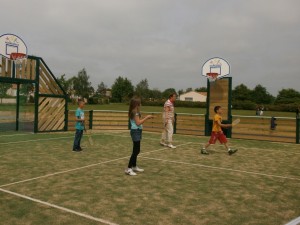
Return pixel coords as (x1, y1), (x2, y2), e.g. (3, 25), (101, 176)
(201, 106), (237, 155)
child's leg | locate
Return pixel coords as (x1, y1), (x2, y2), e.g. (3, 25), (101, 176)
(166, 121), (173, 145)
(204, 142), (211, 149)
(73, 129), (81, 150)
(223, 142), (229, 151)
(128, 141), (140, 168)
(78, 130), (83, 148)
(221, 138), (238, 155)
(161, 128), (166, 143)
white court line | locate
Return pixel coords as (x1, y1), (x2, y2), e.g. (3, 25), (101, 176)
(139, 156), (300, 181)
(0, 142), (192, 188)
(285, 216), (300, 225)
(0, 188), (118, 225)
(0, 136), (73, 145)
(0, 133), (32, 137)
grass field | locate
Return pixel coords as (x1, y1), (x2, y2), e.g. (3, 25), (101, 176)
(0, 131), (299, 225)
(0, 103), (297, 117)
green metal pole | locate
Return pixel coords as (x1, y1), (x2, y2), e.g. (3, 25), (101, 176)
(16, 83), (20, 131)
(65, 109), (69, 131)
(296, 117), (300, 144)
(228, 77), (232, 138)
(205, 78), (210, 136)
(64, 95), (68, 131)
(89, 110), (93, 129)
(34, 59), (40, 133)
(173, 113), (177, 134)
(12, 60), (16, 79)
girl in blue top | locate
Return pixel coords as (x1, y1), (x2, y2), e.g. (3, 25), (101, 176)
(125, 97), (154, 176)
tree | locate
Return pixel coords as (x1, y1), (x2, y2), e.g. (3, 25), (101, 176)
(251, 85), (274, 104)
(96, 82), (107, 97)
(232, 84), (252, 102)
(148, 88), (162, 100)
(20, 83), (34, 103)
(178, 89), (184, 97)
(185, 87), (193, 92)
(135, 79), (149, 100)
(0, 83), (11, 103)
(162, 88), (177, 99)
(275, 88), (300, 104)
(72, 69), (93, 100)
(57, 74), (74, 96)
(111, 76), (134, 102)
(195, 87), (207, 92)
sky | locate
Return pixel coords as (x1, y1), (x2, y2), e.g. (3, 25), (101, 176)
(1, 0), (300, 96)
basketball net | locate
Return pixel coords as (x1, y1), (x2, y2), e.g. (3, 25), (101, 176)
(10, 52), (27, 70)
(206, 72), (218, 84)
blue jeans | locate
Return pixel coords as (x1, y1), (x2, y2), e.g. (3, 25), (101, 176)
(73, 129), (83, 150)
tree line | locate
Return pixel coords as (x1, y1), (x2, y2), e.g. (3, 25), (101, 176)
(1, 68), (299, 110)
(56, 68), (300, 106)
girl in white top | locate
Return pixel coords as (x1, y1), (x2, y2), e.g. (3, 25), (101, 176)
(125, 97), (154, 176)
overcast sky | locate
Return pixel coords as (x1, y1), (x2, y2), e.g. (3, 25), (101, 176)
(1, 0), (300, 95)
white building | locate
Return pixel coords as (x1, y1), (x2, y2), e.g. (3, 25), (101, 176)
(179, 91), (207, 102)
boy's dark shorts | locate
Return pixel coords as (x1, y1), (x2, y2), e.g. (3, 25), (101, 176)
(130, 129), (142, 142)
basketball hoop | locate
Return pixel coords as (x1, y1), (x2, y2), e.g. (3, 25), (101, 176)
(206, 72), (219, 83)
(10, 52), (27, 69)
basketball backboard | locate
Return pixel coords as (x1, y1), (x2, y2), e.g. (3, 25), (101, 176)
(0, 34), (27, 59)
(202, 57), (230, 80)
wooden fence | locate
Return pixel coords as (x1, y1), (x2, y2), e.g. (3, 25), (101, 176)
(67, 110), (299, 144)
(232, 115), (297, 143)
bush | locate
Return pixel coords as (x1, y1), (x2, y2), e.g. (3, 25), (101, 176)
(88, 97), (110, 105)
(232, 100), (256, 110)
(142, 100), (206, 108)
(265, 103), (299, 112)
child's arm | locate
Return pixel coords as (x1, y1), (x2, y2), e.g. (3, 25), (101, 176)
(75, 117), (84, 122)
(216, 120), (232, 128)
(164, 106), (170, 124)
(134, 114), (154, 126)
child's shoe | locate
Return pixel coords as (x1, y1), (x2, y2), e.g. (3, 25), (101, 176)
(201, 148), (209, 155)
(228, 149), (238, 155)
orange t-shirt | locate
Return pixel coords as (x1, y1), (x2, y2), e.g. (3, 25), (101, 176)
(212, 114), (222, 132)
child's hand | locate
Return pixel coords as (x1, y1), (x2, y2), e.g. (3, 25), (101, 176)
(147, 115), (154, 119)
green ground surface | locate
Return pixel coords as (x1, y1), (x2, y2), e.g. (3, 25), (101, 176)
(0, 131), (299, 225)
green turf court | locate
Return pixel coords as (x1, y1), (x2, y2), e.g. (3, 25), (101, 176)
(0, 131), (299, 225)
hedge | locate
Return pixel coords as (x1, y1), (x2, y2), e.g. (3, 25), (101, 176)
(142, 100), (206, 108)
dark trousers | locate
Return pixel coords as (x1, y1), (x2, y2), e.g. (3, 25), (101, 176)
(128, 141), (141, 168)
(73, 129), (83, 150)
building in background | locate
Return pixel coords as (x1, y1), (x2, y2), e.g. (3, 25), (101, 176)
(179, 91), (207, 102)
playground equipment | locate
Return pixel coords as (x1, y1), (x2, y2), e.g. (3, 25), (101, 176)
(0, 34), (67, 132)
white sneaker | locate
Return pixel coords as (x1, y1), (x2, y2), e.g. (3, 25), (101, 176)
(132, 166), (144, 172)
(125, 168), (137, 176)
(160, 141), (167, 146)
(168, 144), (176, 149)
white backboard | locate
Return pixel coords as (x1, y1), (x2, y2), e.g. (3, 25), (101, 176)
(0, 34), (28, 59)
(202, 57), (230, 79)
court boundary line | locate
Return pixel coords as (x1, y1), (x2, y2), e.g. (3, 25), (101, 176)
(139, 156), (300, 181)
(0, 142), (192, 188)
(0, 188), (118, 225)
(0, 136), (74, 145)
(285, 216), (300, 225)
(1, 130), (299, 148)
